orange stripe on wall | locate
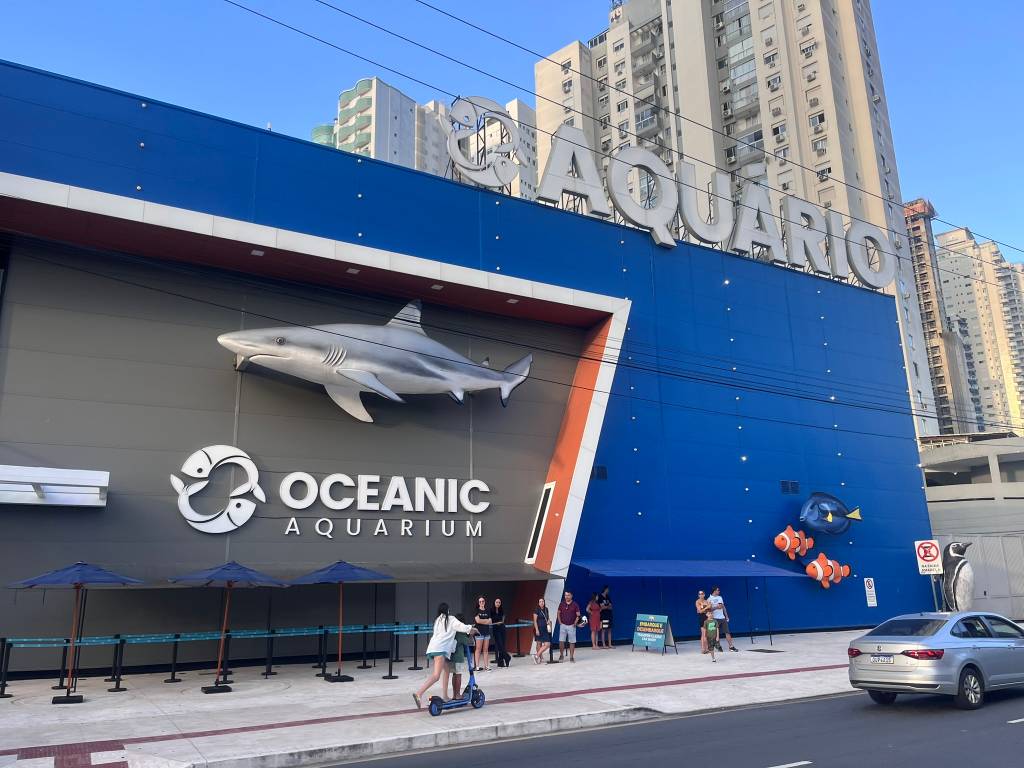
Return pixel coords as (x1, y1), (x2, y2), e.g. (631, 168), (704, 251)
(533, 317), (613, 574)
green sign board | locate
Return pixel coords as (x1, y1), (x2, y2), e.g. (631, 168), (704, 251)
(632, 613), (677, 654)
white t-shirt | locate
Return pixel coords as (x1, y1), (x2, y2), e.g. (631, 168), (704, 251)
(425, 614), (474, 656)
(708, 594), (726, 620)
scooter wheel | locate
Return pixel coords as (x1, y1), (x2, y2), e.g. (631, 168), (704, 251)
(471, 689), (485, 709)
(428, 699), (443, 716)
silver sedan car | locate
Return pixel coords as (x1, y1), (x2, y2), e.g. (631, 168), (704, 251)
(848, 611), (1024, 709)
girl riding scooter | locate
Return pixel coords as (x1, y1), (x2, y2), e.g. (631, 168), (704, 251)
(413, 603), (477, 708)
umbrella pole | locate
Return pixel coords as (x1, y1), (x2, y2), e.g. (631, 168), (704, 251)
(206, 583), (233, 693)
(53, 584), (83, 704)
(327, 582), (354, 682)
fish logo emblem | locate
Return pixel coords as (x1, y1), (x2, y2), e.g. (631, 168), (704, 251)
(170, 445), (266, 534)
(445, 97), (522, 189)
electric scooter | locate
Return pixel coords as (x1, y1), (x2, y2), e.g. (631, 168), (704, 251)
(427, 641), (485, 716)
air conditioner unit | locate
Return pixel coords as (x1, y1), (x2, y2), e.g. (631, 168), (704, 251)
(814, 123), (824, 133)
(778, 158), (788, 166)
(715, 19), (724, 30)
(872, 94), (881, 103)
(727, 155), (737, 164)
(721, 81), (731, 93)
(722, 105), (733, 117)
(809, 97), (820, 107)
(782, 182), (792, 191)
(797, 2), (806, 10)
(823, 201), (832, 208)
(775, 133), (786, 143)
(765, 37), (774, 46)
(769, 83), (780, 91)
(771, 107), (782, 117)
(816, 148), (827, 156)
(806, 72), (817, 81)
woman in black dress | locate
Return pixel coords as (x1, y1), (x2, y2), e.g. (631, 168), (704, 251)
(598, 585), (614, 649)
(491, 597), (509, 667)
(533, 596), (551, 663)
(473, 595), (493, 671)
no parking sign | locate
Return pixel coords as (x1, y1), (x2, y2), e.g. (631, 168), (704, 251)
(915, 539), (943, 576)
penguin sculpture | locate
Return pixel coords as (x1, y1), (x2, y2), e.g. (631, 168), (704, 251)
(941, 541), (974, 612)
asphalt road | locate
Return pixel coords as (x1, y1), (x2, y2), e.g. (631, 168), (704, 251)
(339, 688), (1024, 768)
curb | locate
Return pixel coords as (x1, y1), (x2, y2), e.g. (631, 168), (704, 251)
(160, 708), (658, 768)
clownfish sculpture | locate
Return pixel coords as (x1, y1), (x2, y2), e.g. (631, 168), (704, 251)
(805, 552), (852, 589)
(774, 525), (815, 561)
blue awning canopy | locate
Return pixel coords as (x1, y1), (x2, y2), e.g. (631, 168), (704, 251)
(573, 559), (805, 579)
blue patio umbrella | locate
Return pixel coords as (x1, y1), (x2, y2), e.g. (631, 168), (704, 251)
(291, 561), (391, 682)
(9, 561), (142, 704)
(169, 561), (286, 693)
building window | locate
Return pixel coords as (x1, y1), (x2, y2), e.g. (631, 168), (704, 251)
(562, 79), (572, 94)
(767, 74), (782, 90)
(614, 60), (626, 75)
(913, 361), (920, 379)
(764, 52), (778, 67)
(772, 122), (787, 138)
(598, 94), (609, 107)
(812, 137), (827, 153)
(564, 116), (575, 127)
(809, 112), (826, 127)
(618, 120), (629, 138)
(613, 39), (625, 52)
(617, 99), (628, 112)
(562, 98), (573, 114)
(561, 60), (572, 74)
(616, 78), (627, 89)
(597, 56), (607, 69)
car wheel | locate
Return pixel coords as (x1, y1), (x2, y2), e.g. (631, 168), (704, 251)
(868, 690), (897, 705)
(954, 666), (984, 710)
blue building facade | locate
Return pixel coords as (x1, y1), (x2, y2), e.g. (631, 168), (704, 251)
(0, 60), (933, 641)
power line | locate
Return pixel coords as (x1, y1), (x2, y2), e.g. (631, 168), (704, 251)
(13, 234), (1019, 437)
(281, 0), (1019, 309)
(410, 0), (1024, 259)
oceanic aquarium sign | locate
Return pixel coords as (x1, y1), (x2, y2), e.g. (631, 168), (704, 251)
(171, 445), (490, 538)
(449, 98), (896, 289)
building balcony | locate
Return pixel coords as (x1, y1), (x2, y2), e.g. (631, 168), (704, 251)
(636, 112), (661, 136)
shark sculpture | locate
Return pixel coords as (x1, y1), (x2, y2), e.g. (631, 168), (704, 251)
(217, 300), (533, 423)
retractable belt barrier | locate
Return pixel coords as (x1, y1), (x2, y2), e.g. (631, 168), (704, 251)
(0, 620), (537, 700)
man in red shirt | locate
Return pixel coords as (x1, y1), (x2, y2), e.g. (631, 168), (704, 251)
(557, 590), (582, 662)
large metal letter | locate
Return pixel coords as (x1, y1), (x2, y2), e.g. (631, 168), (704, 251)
(782, 196), (830, 274)
(607, 147), (678, 248)
(826, 210), (849, 279)
(536, 125), (611, 217)
(445, 97), (521, 189)
(846, 221), (896, 289)
(730, 182), (785, 263)
(677, 161), (734, 244)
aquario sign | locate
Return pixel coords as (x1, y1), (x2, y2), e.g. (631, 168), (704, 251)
(171, 445), (490, 539)
(450, 98), (897, 289)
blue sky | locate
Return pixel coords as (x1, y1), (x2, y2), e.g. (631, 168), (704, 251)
(3, 0), (1021, 257)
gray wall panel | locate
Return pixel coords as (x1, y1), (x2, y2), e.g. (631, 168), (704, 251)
(0, 242), (584, 668)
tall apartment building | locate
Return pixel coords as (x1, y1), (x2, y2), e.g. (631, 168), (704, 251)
(904, 199), (977, 434)
(935, 228), (1024, 432)
(535, 0), (936, 434)
(313, 78), (538, 199)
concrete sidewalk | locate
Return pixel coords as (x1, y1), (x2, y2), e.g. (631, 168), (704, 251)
(0, 631), (860, 768)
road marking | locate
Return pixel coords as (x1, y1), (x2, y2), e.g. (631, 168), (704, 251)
(1008, 717), (1024, 724)
(765, 762), (812, 768)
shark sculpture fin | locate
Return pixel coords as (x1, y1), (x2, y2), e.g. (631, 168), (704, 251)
(449, 389), (465, 404)
(325, 385), (374, 422)
(386, 300), (426, 335)
(337, 368), (404, 402)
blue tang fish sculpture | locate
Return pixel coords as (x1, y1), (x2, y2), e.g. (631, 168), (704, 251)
(798, 492), (863, 535)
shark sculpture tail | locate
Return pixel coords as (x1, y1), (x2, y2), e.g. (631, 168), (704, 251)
(500, 354), (533, 406)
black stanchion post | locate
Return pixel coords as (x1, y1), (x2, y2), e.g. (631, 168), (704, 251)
(515, 621), (525, 657)
(392, 621), (404, 663)
(407, 625), (422, 671)
(221, 631), (233, 684)
(381, 633), (398, 680)
(165, 634), (182, 683)
(104, 634), (121, 682)
(52, 639), (69, 690)
(358, 624), (371, 669)
(313, 624), (324, 669)
(547, 622), (558, 664)
(108, 638), (127, 693)
(317, 626), (329, 677)
(0, 639), (12, 699)
(262, 629), (276, 678)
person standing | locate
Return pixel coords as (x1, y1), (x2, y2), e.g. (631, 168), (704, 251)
(707, 586), (738, 652)
(695, 590), (711, 654)
(703, 610), (719, 663)
(557, 590), (581, 662)
(414, 603), (476, 708)
(473, 595), (493, 671)
(598, 585), (614, 649)
(491, 597), (509, 668)
(533, 597), (551, 663)
(586, 593), (603, 649)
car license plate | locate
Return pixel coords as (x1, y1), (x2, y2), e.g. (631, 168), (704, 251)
(870, 654), (894, 664)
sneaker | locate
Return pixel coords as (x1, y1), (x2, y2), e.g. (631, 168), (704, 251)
(730, 646), (739, 652)
(712, 658), (717, 663)
(569, 658), (575, 663)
